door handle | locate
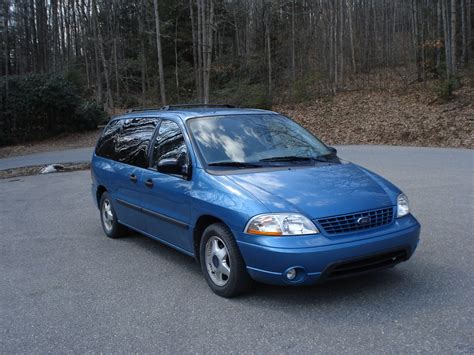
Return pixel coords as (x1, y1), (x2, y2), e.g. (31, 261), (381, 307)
(145, 179), (154, 188)
(129, 174), (138, 183)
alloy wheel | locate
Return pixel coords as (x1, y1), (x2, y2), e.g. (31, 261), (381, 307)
(205, 236), (231, 286)
(101, 199), (114, 232)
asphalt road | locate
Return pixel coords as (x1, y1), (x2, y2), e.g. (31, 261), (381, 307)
(1, 146), (473, 353)
(0, 147), (94, 170)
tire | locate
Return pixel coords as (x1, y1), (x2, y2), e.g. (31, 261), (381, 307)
(199, 223), (253, 297)
(99, 192), (127, 239)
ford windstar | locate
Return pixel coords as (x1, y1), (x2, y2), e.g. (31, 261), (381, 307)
(91, 104), (420, 297)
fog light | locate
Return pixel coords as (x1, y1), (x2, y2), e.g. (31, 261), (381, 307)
(286, 268), (297, 280)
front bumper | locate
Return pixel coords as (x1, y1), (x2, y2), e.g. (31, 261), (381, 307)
(236, 219), (420, 286)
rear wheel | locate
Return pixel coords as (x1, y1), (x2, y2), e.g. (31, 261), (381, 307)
(99, 192), (127, 238)
(200, 223), (253, 297)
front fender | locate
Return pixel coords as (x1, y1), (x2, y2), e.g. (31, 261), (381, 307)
(189, 168), (268, 236)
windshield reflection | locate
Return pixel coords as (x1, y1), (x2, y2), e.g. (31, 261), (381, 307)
(188, 114), (331, 166)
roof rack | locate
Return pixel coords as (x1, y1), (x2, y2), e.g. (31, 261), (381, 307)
(126, 107), (161, 113)
(160, 104), (236, 110)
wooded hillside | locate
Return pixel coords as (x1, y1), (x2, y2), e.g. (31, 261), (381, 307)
(1, 0), (472, 109)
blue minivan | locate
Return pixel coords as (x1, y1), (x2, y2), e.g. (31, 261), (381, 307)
(91, 105), (420, 297)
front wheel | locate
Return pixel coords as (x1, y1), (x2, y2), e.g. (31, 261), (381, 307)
(200, 223), (253, 297)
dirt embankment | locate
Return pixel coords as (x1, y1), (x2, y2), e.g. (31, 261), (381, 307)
(276, 83), (473, 149)
(0, 129), (102, 159)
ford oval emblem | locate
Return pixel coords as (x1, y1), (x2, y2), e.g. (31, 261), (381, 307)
(357, 217), (370, 225)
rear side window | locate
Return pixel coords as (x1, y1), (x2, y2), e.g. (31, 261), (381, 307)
(115, 118), (158, 168)
(95, 119), (123, 160)
(152, 120), (188, 168)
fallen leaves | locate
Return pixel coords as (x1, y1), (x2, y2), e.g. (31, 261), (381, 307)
(276, 83), (473, 148)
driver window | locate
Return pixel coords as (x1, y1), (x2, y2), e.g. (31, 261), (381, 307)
(152, 120), (188, 170)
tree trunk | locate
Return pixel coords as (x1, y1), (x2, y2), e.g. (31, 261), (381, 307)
(92, 0), (113, 108)
(51, 0), (59, 71)
(442, 0), (452, 78)
(71, 0), (80, 58)
(291, 0), (296, 84)
(189, 0), (201, 101)
(264, 1), (272, 97)
(58, 0), (66, 66)
(412, 0), (423, 81)
(196, 0), (213, 104)
(333, 1), (338, 93)
(467, 0), (472, 62)
(197, 0), (204, 101)
(461, 0), (467, 65)
(113, 38), (120, 100)
(436, 0), (442, 73)
(80, 0), (91, 88)
(450, 0), (457, 76)
(139, 0), (147, 106)
(203, 0), (214, 103)
(153, 0), (167, 106)
(346, 0), (357, 73)
(339, 0), (344, 88)
(3, 0), (9, 95)
(174, 14), (180, 101)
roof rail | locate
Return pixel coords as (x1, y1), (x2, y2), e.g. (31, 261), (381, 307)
(126, 107), (161, 113)
(160, 104), (236, 110)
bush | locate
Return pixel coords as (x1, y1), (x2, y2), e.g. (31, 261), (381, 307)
(0, 75), (105, 147)
(292, 71), (322, 103)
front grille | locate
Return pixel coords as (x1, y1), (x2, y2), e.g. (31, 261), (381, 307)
(325, 250), (408, 279)
(316, 207), (394, 235)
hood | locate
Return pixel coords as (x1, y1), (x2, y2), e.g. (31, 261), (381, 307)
(226, 163), (397, 219)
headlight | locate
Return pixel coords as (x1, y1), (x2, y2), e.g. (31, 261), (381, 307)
(245, 213), (319, 236)
(397, 193), (410, 218)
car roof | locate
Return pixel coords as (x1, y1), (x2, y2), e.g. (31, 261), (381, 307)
(110, 107), (278, 122)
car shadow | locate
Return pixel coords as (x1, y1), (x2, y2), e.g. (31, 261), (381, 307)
(115, 231), (418, 306)
(249, 269), (408, 303)
(117, 231), (202, 274)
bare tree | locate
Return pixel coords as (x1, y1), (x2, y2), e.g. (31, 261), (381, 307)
(153, 0), (167, 105)
(92, 0), (113, 109)
(194, 0), (214, 103)
(2, 0), (472, 107)
(291, 0), (296, 84)
(264, 0), (272, 97)
(3, 0), (9, 96)
(450, 0), (456, 77)
(139, 0), (147, 106)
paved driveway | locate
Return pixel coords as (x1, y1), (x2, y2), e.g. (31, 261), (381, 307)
(1, 146), (473, 353)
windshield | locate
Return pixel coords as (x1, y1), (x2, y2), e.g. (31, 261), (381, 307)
(188, 114), (332, 166)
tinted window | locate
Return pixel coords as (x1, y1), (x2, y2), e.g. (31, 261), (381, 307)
(115, 118), (157, 168)
(96, 119), (123, 160)
(152, 120), (187, 169)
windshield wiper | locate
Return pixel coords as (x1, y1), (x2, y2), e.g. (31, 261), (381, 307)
(260, 155), (336, 163)
(259, 156), (318, 162)
(208, 161), (263, 168)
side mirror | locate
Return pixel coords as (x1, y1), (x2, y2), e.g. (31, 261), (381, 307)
(157, 158), (183, 175)
(328, 146), (337, 155)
